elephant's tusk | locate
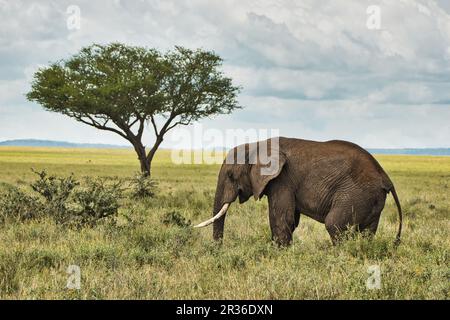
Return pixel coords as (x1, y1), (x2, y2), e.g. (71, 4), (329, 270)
(194, 203), (230, 228)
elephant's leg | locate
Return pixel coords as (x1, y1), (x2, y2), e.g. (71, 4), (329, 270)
(324, 207), (350, 245)
(266, 184), (296, 246)
(294, 211), (301, 229)
(359, 190), (386, 236)
(325, 189), (387, 244)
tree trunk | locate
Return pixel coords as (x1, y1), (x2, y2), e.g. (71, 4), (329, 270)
(139, 157), (151, 177)
(129, 133), (165, 178)
(130, 140), (151, 176)
(145, 136), (164, 178)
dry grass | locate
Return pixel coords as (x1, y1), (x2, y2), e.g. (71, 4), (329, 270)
(0, 147), (448, 299)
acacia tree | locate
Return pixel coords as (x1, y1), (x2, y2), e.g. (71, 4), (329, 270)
(27, 43), (241, 176)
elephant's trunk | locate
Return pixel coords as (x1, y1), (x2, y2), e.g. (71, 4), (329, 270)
(212, 186), (227, 241)
(213, 174), (232, 241)
(192, 170), (230, 239)
(193, 164), (238, 241)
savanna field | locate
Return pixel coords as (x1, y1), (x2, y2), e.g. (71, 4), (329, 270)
(0, 147), (448, 299)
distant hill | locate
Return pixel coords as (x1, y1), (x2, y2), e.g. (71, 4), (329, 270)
(0, 139), (449, 155)
(367, 148), (450, 156)
(0, 139), (129, 149)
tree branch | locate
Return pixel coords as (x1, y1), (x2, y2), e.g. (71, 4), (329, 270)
(160, 113), (176, 134)
(149, 115), (159, 137)
(145, 113), (177, 162)
(76, 115), (129, 140)
(128, 117), (140, 128)
(165, 122), (179, 132)
(137, 117), (145, 140)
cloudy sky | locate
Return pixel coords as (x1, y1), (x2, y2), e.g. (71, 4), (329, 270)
(1, 0), (450, 148)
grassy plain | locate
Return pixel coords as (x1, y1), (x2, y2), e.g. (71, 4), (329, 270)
(0, 147), (448, 299)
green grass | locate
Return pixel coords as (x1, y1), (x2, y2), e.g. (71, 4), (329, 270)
(0, 147), (449, 299)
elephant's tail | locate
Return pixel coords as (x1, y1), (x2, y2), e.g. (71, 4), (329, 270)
(390, 186), (403, 246)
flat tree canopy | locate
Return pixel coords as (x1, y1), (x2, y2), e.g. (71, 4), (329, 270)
(27, 43), (241, 175)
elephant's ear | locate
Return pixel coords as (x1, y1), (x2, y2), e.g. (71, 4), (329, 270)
(249, 142), (286, 200)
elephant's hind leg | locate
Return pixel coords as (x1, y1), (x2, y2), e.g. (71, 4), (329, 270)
(324, 207), (351, 245)
(359, 190), (386, 236)
(325, 190), (387, 245)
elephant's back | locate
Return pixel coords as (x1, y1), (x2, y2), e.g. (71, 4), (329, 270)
(324, 140), (389, 175)
(280, 137), (390, 189)
(281, 137), (383, 168)
(278, 138), (392, 220)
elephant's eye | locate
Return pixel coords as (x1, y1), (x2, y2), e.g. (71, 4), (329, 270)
(227, 171), (233, 179)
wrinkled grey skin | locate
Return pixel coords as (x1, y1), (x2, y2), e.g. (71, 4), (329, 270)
(211, 137), (402, 246)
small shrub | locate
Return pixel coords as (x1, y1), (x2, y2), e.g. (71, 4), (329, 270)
(30, 169), (78, 203)
(0, 186), (43, 223)
(30, 169), (78, 222)
(0, 170), (125, 227)
(71, 177), (124, 227)
(161, 211), (191, 228)
(129, 173), (157, 199)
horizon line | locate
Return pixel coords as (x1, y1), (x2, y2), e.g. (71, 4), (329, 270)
(0, 138), (449, 151)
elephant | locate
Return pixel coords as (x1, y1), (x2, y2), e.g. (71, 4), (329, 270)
(195, 137), (402, 246)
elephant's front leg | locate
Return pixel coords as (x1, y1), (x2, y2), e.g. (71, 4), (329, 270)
(266, 183), (296, 246)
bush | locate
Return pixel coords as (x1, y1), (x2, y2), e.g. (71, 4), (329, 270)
(72, 177), (124, 226)
(30, 169), (78, 223)
(161, 211), (191, 228)
(0, 170), (124, 227)
(30, 169), (78, 203)
(0, 186), (42, 223)
(130, 173), (157, 199)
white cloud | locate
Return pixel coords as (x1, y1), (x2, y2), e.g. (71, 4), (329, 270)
(0, 0), (449, 148)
